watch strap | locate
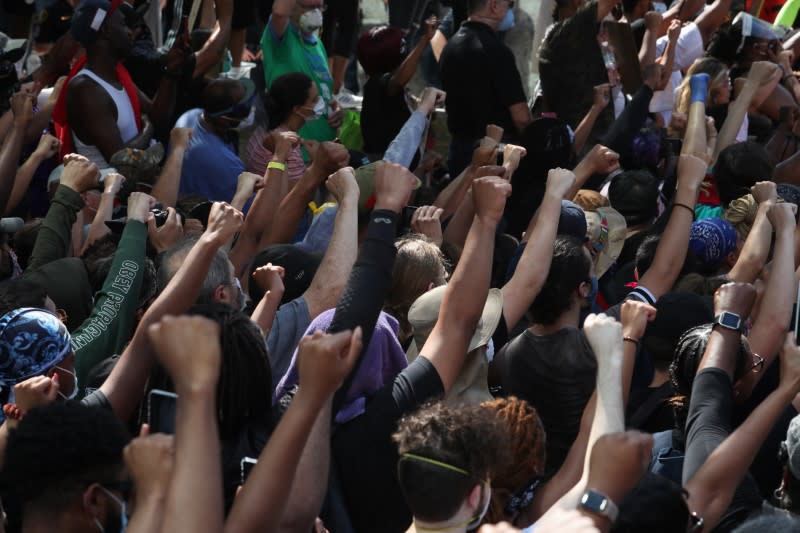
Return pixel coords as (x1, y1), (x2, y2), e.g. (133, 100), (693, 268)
(580, 489), (618, 522)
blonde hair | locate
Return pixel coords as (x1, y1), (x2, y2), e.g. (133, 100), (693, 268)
(724, 194), (758, 241)
(573, 189), (609, 212)
(384, 235), (448, 344)
(675, 58), (730, 115)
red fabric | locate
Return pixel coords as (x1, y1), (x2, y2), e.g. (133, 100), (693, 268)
(51, 0), (140, 162)
(698, 171), (721, 206)
(52, 59), (142, 162)
(744, 0), (786, 22)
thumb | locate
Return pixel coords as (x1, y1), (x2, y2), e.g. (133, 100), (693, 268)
(344, 327), (363, 366)
(146, 213), (157, 233)
(140, 423), (151, 437)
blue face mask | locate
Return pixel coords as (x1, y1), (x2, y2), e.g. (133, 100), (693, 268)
(95, 487), (128, 533)
(498, 7), (515, 31)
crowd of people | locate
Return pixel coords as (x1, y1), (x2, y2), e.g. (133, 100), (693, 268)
(4, 0), (800, 531)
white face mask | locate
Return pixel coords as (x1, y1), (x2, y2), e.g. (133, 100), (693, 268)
(298, 8), (323, 34)
(466, 483), (492, 530)
(300, 97), (326, 123)
(55, 365), (79, 400)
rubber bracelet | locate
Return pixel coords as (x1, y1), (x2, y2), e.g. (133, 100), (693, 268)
(623, 336), (640, 347)
(267, 161), (287, 172)
(673, 202), (696, 220)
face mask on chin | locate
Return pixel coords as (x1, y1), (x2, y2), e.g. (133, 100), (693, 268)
(466, 483), (493, 530)
(299, 8), (323, 35)
(497, 7), (515, 31)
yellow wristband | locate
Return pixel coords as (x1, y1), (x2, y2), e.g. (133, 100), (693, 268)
(267, 160), (287, 172)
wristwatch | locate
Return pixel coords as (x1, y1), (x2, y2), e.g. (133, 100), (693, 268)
(579, 489), (618, 522)
(714, 311), (743, 332)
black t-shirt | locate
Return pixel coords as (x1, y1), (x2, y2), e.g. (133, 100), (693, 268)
(440, 20), (527, 141)
(333, 356), (445, 533)
(538, 1), (613, 136)
(498, 328), (597, 476)
(361, 74), (412, 156)
(626, 381), (675, 434)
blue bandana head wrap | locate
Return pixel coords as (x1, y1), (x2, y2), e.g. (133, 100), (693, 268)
(0, 308), (71, 387)
(689, 218), (738, 267)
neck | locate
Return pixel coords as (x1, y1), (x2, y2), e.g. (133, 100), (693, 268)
(467, 13), (500, 30)
(558, 6), (577, 19)
(530, 303), (582, 335)
(23, 509), (76, 533)
(85, 49), (120, 83)
(412, 517), (470, 533)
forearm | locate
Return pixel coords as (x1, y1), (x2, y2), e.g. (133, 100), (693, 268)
(149, 81), (178, 138)
(390, 41), (427, 91)
(573, 105), (602, 155)
(765, 126), (797, 164)
(0, 125), (24, 215)
(441, 189), (475, 257)
(639, 182), (700, 297)
(714, 83), (759, 162)
(8, 152), (46, 213)
(162, 390), (223, 533)
(276, 399), (332, 533)
(82, 192), (115, 251)
(433, 166), (474, 220)
(303, 194), (359, 318)
(152, 146), (187, 208)
(101, 235), (221, 419)
(685, 380), (794, 531)
(26, 104), (55, 144)
(26, 184), (84, 271)
(599, 84), (654, 157)
(31, 33), (80, 86)
(746, 226), (794, 373)
(128, 491), (168, 533)
(225, 390), (323, 533)
(503, 191), (560, 330)
(193, 0), (232, 78)
(384, 111), (427, 168)
(639, 27), (659, 66)
(231, 168), (287, 275)
(261, 167), (324, 246)
(621, 341), (637, 407)
(251, 287), (284, 337)
(727, 204), (772, 283)
(328, 209), (398, 413)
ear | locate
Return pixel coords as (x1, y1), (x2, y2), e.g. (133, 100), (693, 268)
(467, 483), (482, 512)
(725, 250), (738, 269)
(578, 281), (590, 299)
(82, 483), (105, 522)
(214, 284), (228, 303)
(633, 267), (640, 282)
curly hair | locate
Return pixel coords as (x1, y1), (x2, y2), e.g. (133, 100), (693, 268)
(384, 235), (448, 344)
(0, 403), (130, 515)
(393, 401), (510, 523)
(674, 58), (730, 115)
(481, 397), (546, 525)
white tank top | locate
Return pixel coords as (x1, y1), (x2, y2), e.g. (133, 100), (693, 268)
(71, 68), (139, 169)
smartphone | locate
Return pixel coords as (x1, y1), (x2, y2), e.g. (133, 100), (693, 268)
(240, 456), (258, 484)
(148, 389), (178, 434)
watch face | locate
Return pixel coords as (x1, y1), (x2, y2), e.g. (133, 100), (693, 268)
(720, 312), (740, 329)
(581, 491), (608, 513)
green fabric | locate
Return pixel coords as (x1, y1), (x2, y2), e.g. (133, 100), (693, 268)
(339, 109), (363, 152)
(26, 184), (84, 272)
(71, 220), (147, 397)
(260, 18), (336, 150)
(695, 205), (724, 221)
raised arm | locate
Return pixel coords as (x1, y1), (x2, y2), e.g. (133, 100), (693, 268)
(260, 141), (349, 247)
(742, 202), (796, 392)
(191, 0), (232, 78)
(713, 61), (780, 163)
(152, 128), (193, 208)
(124, 432), (175, 533)
(0, 93), (33, 215)
(230, 132), (296, 275)
(726, 182), (776, 284)
(81, 173), (125, 253)
(636, 153), (706, 300)
(26, 156), (99, 271)
(502, 168), (576, 331)
(269, 0), (296, 41)
(573, 85), (609, 155)
(224, 329), (361, 533)
(570, 145), (620, 200)
(620, 301), (657, 407)
(98, 203), (243, 420)
(694, 0), (733, 46)
(683, 284), (800, 532)
(388, 17), (438, 94)
(299, 166), (360, 319)
(147, 315), (225, 533)
(7, 133), (60, 213)
(639, 12), (662, 66)
(420, 175), (510, 393)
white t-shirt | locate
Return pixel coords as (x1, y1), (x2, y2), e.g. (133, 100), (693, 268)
(649, 22), (705, 124)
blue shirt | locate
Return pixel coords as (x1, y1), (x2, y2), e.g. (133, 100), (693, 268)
(175, 108), (245, 206)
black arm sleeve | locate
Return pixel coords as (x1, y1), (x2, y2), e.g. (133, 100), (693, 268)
(329, 209), (399, 415)
(599, 84), (654, 158)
